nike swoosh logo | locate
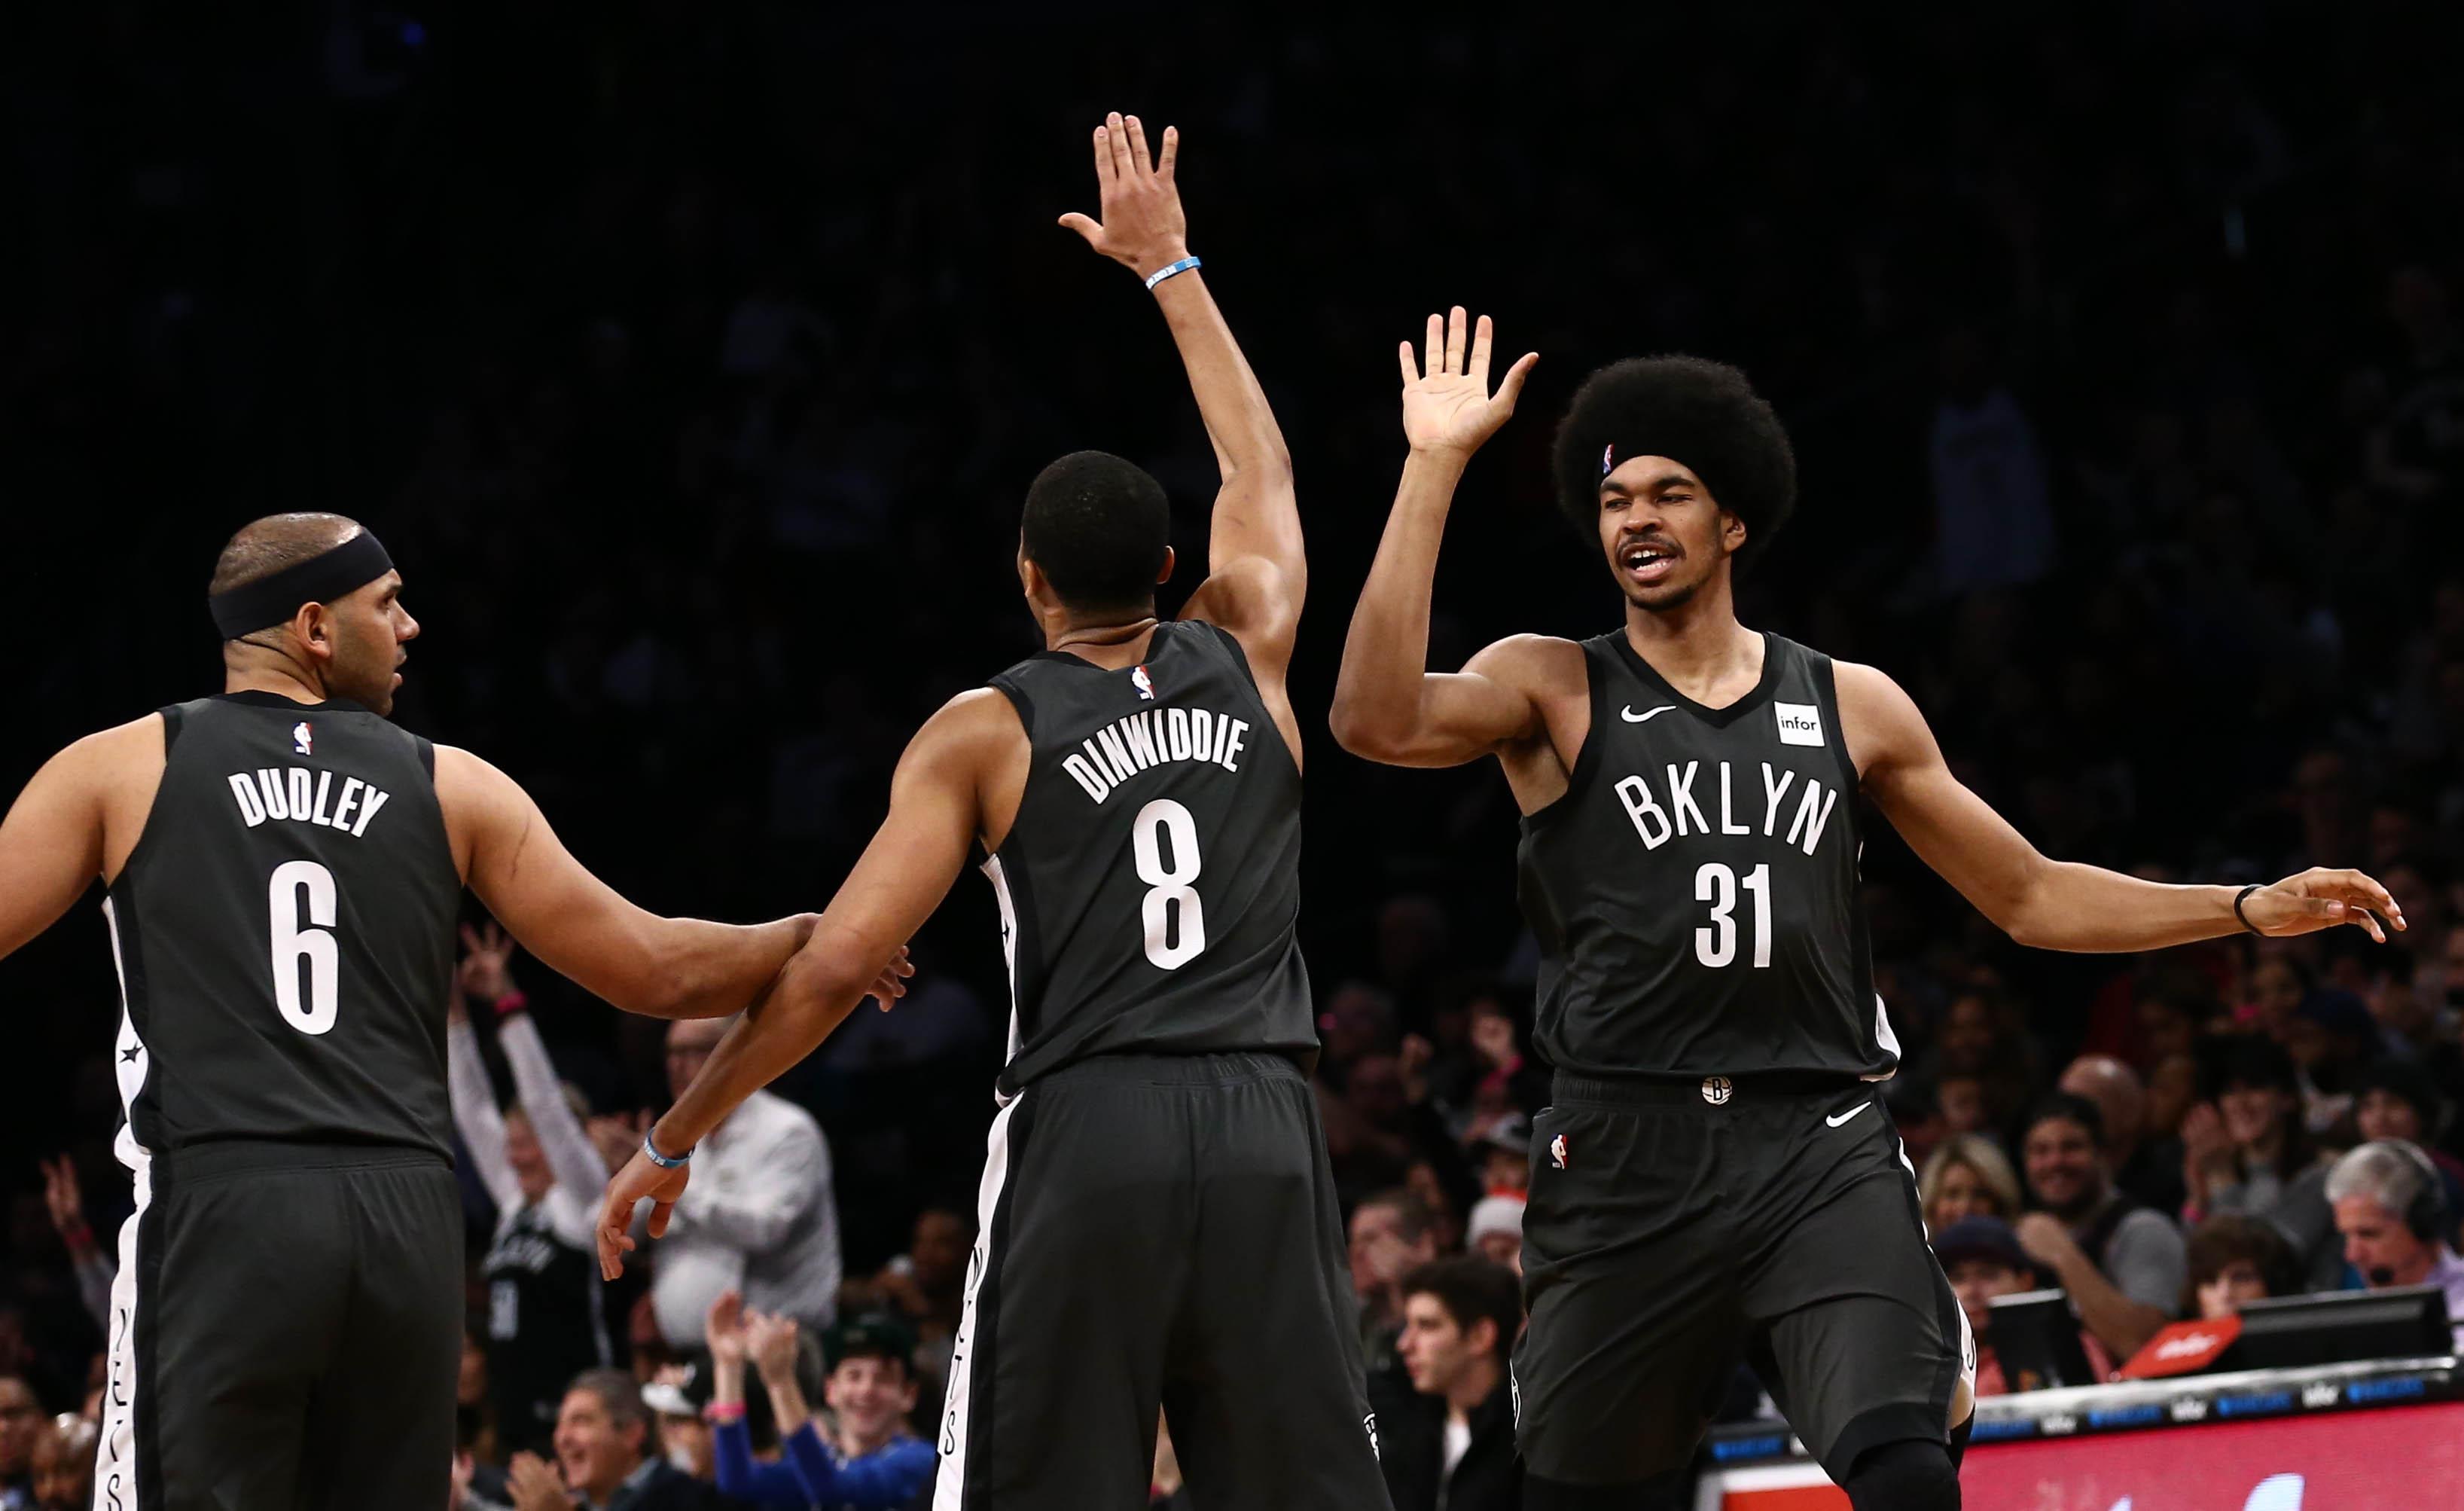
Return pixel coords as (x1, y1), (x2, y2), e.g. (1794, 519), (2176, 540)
(1621, 704), (1676, 723)
(1825, 1103), (1873, 1128)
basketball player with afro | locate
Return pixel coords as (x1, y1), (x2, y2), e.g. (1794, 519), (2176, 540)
(1330, 311), (2403, 1509)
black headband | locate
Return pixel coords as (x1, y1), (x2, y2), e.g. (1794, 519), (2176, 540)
(209, 531), (396, 640)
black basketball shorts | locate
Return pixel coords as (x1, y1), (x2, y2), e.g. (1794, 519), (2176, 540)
(96, 1141), (464, 1511)
(932, 1052), (1387, 1511)
(1514, 1073), (1976, 1500)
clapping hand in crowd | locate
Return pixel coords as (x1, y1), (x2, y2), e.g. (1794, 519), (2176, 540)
(505, 1450), (568, 1511)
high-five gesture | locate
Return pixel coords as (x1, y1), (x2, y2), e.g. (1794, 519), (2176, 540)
(1059, 112), (1190, 279)
(1400, 307), (1538, 457)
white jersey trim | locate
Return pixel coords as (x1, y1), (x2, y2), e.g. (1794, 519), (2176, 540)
(980, 855), (1023, 1107)
(96, 897), (152, 1511)
(934, 1095), (1019, 1511)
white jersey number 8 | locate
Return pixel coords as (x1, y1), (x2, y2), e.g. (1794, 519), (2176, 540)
(269, 859), (341, 1035)
(1133, 798), (1207, 969)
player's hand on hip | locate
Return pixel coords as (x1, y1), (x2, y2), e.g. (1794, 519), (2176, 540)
(2243, 867), (2405, 942)
(1057, 113), (1191, 279)
(1399, 307), (1538, 459)
(597, 1146), (690, 1281)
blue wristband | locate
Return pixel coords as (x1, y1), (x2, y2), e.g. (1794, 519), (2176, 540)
(643, 1131), (692, 1169)
(1144, 255), (1201, 291)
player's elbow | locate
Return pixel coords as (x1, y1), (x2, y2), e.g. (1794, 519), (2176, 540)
(1328, 697), (1405, 763)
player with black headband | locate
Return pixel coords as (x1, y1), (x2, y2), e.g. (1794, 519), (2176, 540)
(1331, 313), (2405, 1510)
(599, 115), (1388, 1511)
(0, 513), (906, 1511)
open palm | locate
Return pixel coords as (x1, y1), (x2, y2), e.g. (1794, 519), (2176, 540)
(1400, 307), (1536, 455)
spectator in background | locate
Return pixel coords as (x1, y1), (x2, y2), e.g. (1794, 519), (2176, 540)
(2015, 1094), (2187, 1360)
(32, 1161), (105, 1335)
(842, 1203), (971, 1427)
(516, 1369), (716, 1511)
(1465, 1194), (1524, 1274)
(802, 1317), (934, 1508)
(638, 1360), (718, 1484)
(2352, 1060), (2464, 1205)
(26, 1415), (92, 1511)
(2182, 1214), (2300, 1322)
(2062, 1055), (2185, 1218)
(1932, 1070), (1998, 1142)
(2327, 1141), (2464, 1350)
(449, 926), (619, 1455)
(1350, 1191), (1441, 1365)
(651, 1017), (843, 1350)
(1933, 1217), (2112, 1397)
(1920, 1134), (2023, 1233)
(2179, 1036), (2329, 1244)
(0, 1377), (40, 1511)
(1466, 1113), (1532, 1198)
(2284, 989), (2377, 1133)
(1377, 1259), (1522, 1511)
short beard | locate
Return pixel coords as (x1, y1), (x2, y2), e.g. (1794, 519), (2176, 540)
(1621, 577), (1703, 613)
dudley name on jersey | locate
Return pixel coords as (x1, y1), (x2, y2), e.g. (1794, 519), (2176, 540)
(107, 693), (461, 1159)
(982, 621), (1315, 1100)
(1517, 633), (1896, 1081)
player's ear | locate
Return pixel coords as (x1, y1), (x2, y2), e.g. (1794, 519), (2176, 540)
(1723, 510), (1747, 554)
(1155, 545), (1176, 587)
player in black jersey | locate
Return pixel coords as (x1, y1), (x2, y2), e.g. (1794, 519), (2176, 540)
(1331, 318), (2405, 1511)
(599, 115), (1386, 1511)
(0, 514), (904, 1511)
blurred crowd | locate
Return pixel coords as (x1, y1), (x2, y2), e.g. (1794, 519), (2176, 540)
(5, 3), (2464, 1506)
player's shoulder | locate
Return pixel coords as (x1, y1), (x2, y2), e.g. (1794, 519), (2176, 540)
(1465, 633), (1588, 690)
(50, 712), (170, 783)
(1826, 658), (1920, 719)
(902, 686), (1029, 770)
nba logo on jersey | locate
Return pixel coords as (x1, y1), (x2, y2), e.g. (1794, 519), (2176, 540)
(1130, 665), (1156, 701)
(1549, 1133), (1569, 1169)
(291, 722), (313, 757)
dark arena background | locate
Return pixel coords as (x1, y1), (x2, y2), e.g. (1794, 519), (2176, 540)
(3, 5), (2462, 1508)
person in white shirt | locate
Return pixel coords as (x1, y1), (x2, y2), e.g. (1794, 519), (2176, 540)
(648, 1015), (842, 1348)
(2327, 1138), (2464, 1351)
(447, 926), (619, 1455)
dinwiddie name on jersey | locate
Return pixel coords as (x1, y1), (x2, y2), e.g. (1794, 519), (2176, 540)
(1613, 759), (1840, 856)
(1061, 704), (1253, 805)
(224, 765), (395, 837)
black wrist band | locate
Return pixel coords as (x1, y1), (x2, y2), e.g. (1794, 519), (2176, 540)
(2233, 884), (2263, 934)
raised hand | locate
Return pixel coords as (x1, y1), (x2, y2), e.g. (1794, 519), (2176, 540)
(744, 1308), (801, 1385)
(1057, 112), (1191, 280)
(40, 1155), (87, 1241)
(1399, 307), (1537, 457)
(705, 1289), (749, 1366)
(2240, 867), (2405, 942)
(458, 920), (521, 1006)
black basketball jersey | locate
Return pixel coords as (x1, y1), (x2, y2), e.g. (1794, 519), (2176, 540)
(1517, 631), (1897, 1081)
(983, 620), (1316, 1099)
(105, 692), (462, 1158)
(484, 1199), (612, 1452)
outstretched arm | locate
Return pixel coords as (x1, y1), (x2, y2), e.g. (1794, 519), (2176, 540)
(1841, 662), (2403, 951)
(435, 746), (822, 1021)
(597, 691), (1010, 1277)
(1059, 114), (1301, 670)
(1328, 308), (1542, 767)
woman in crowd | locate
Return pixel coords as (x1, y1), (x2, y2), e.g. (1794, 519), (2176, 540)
(1920, 1133), (2024, 1233)
(447, 924), (618, 1456)
(2182, 1213), (2301, 1321)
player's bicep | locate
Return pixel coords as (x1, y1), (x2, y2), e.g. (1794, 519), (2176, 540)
(1846, 666), (2045, 928)
(0, 739), (111, 959)
(438, 747), (672, 1008)
(1362, 639), (1550, 769)
(803, 726), (984, 981)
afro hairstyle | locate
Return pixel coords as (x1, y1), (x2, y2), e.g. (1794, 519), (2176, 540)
(1551, 356), (1798, 569)
(1020, 450), (1172, 613)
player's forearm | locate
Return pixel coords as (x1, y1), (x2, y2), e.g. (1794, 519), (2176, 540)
(631, 914), (817, 1021)
(1330, 450), (1465, 756)
(2006, 862), (2243, 953)
(652, 929), (874, 1152)
(1153, 271), (1291, 484)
